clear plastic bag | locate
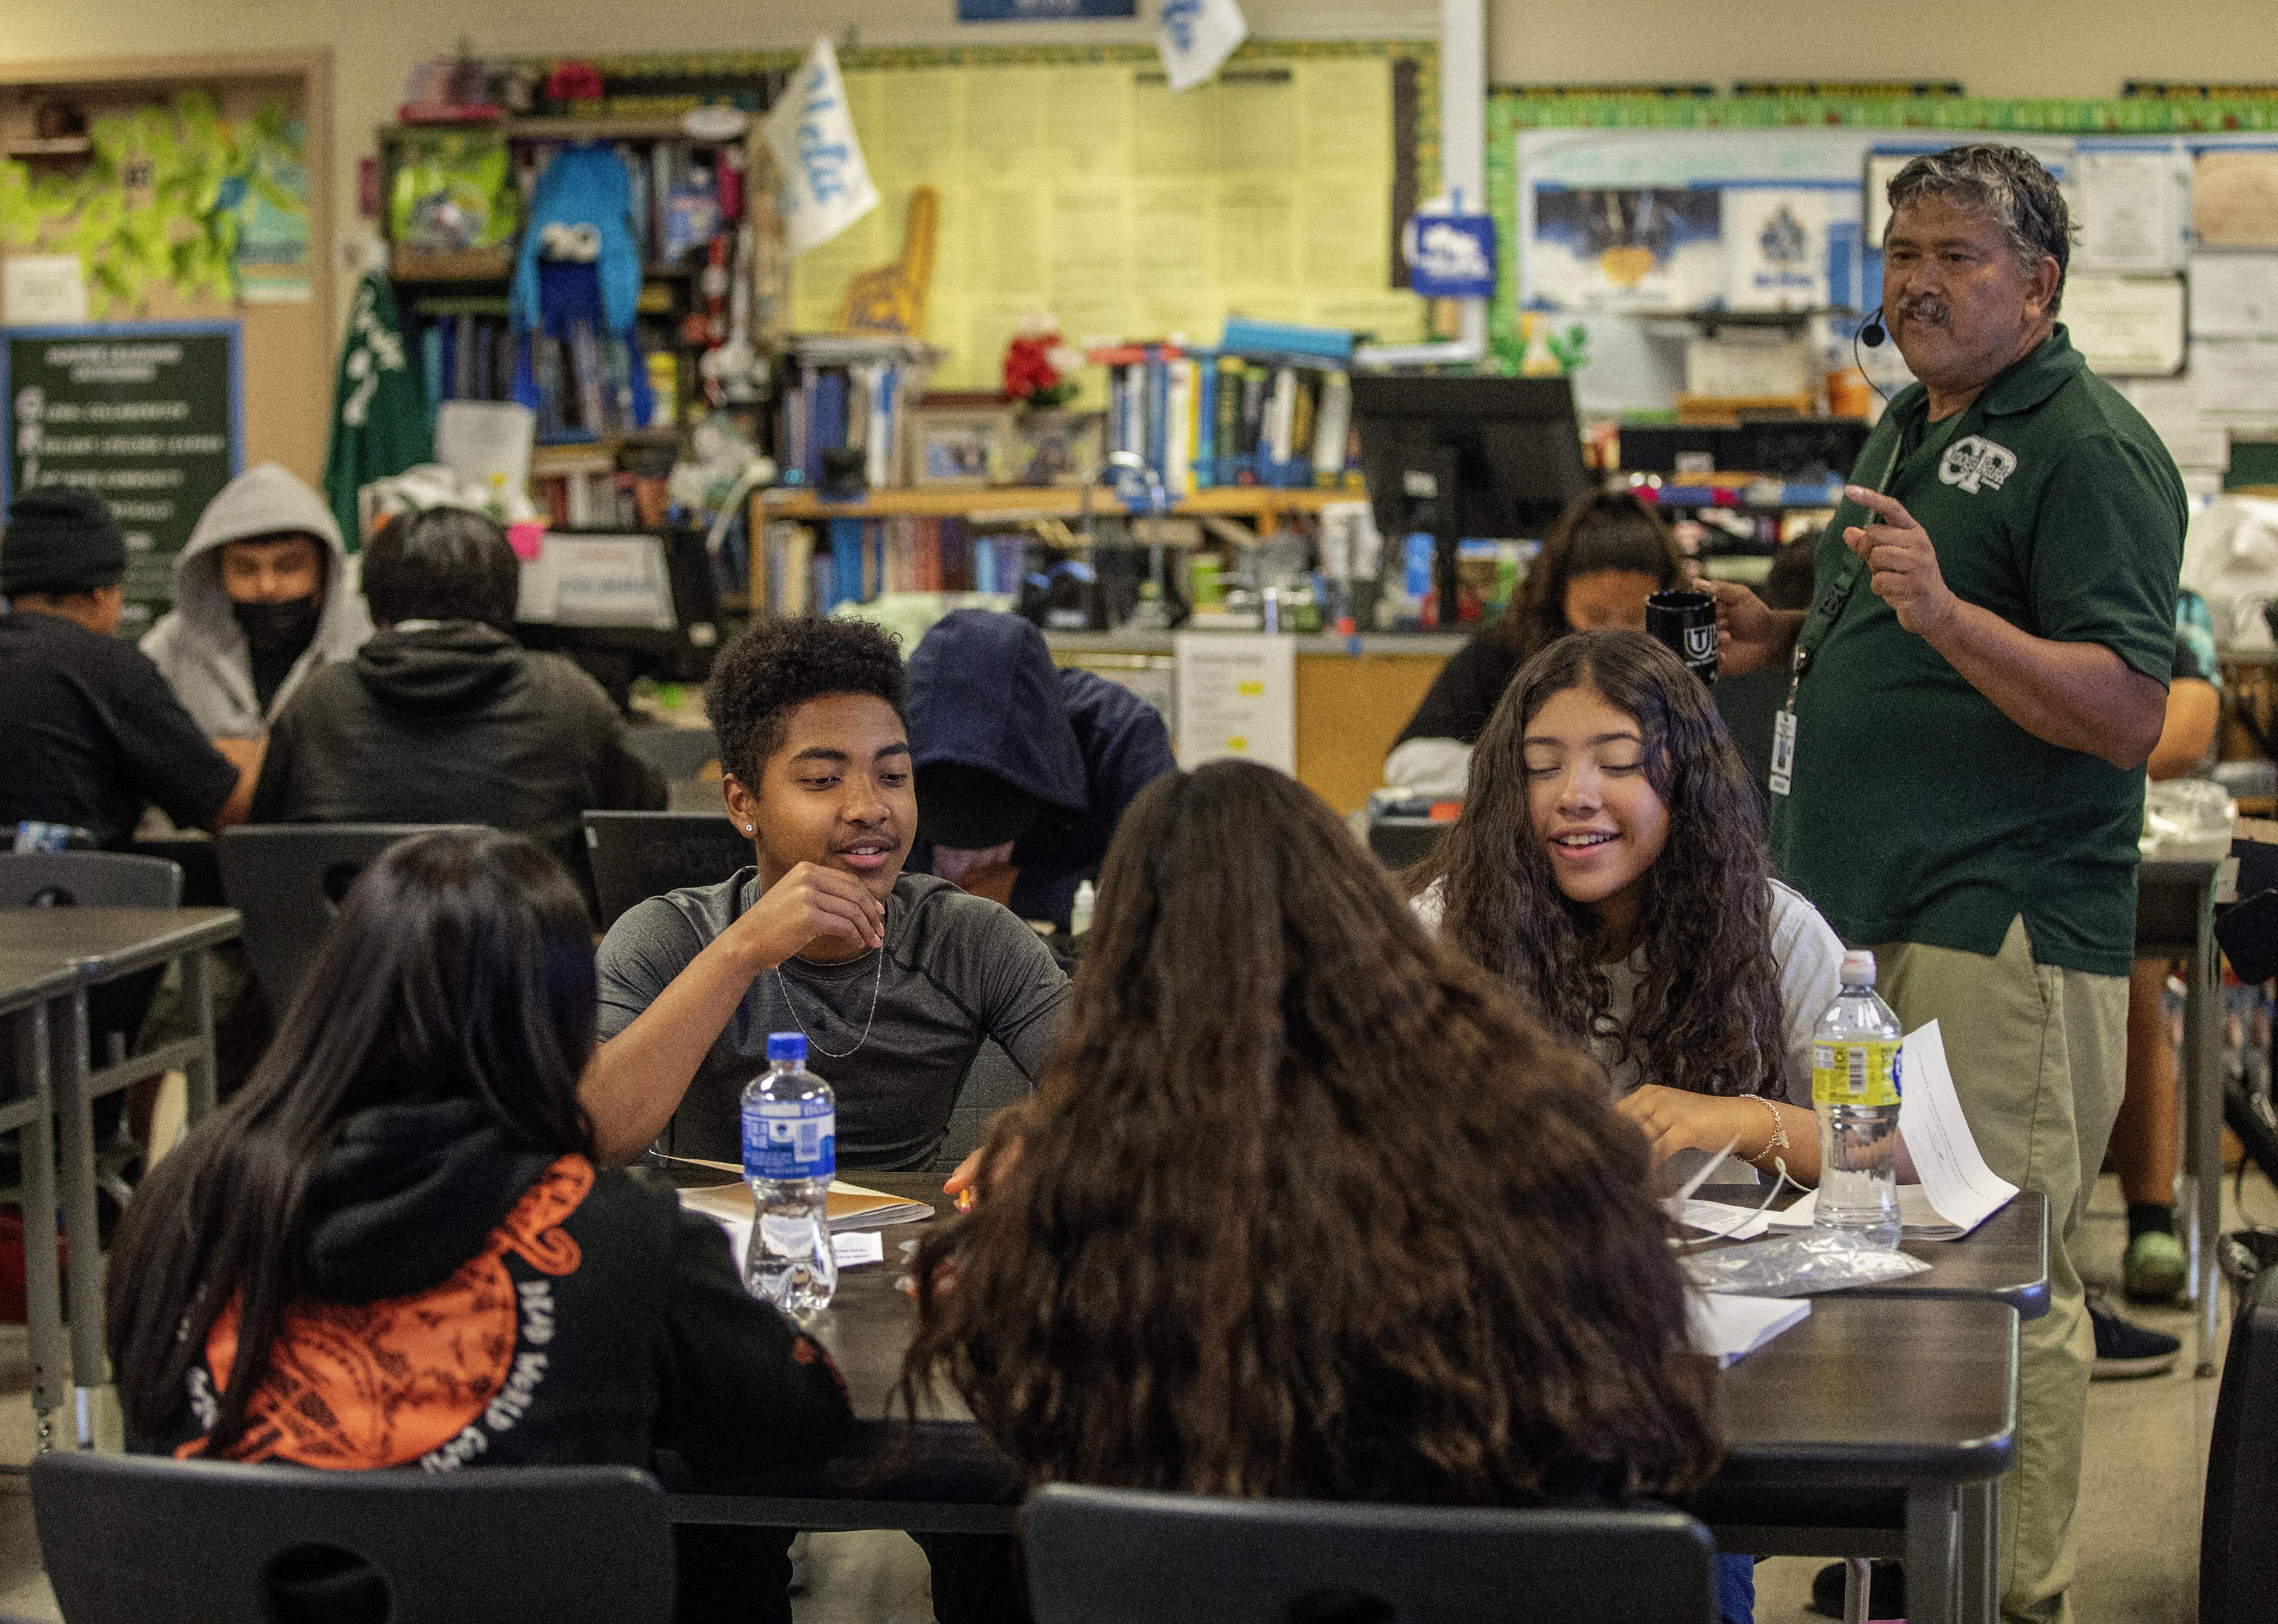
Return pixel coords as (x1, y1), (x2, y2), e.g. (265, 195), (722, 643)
(1683, 1229), (1930, 1297)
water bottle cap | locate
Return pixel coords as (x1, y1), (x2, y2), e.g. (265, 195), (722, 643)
(766, 1031), (807, 1064)
(1842, 949), (1877, 985)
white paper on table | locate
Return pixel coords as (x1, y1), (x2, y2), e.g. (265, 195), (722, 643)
(1, 254), (88, 324)
(832, 1231), (885, 1268)
(1769, 1019), (2015, 1240)
(2074, 146), (2182, 273)
(1668, 1197), (1777, 1242)
(1687, 1291), (1810, 1367)
(2189, 253), (2278, 338)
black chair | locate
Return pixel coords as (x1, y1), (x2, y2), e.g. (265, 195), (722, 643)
(218, 825), (485, 1014)
(1366, 815), (1450, 871)
(1022, 1484), (1719, 1624)
(2202, 1262), (2278, 1623)
(0, 852), (181, 910)
(31, 1452), (673, 1624)
(627, 723), (722, 784)
(582, 810), (753, 931)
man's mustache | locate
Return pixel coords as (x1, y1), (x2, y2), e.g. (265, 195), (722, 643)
(1895, 295), (1949, 326)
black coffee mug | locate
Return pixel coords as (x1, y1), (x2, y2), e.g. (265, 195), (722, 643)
(1645, 589), (1718, 685)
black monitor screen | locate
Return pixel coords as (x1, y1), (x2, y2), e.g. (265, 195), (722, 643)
(1352, 375), (1590, 544)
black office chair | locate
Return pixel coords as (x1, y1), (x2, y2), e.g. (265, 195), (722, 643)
(2201, 1262), (2278, 1623)
(626, 724), (722, 784)
(1366, 815), (1451, 871)
(218, 825), (485, 1014)
(582, 810), (754, 931)
(1022, 1484), (1720, 1624)
(31, 1452), (673, 1624)
(0, 852), (181, 911)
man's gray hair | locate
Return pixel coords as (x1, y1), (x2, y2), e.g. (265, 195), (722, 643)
(1885, 143), (2073, 314)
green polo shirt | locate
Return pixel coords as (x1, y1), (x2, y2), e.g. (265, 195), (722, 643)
(1769, 325), (2184, 977)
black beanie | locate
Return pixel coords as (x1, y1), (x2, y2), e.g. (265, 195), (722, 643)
(1, 488), (127, 597)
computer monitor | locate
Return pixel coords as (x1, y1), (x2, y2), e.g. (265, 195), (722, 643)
(1352, 376), (1591, 626)
(515, 528), (724, 710)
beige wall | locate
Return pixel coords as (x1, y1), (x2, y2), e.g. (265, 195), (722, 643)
(2, 0), (2264, 345)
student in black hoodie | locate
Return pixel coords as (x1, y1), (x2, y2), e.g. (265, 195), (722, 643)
(105, 829), (852, 1621)
(248, 507), (666, 909)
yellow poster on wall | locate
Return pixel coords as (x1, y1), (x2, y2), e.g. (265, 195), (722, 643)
(793, 47), (1427, 392)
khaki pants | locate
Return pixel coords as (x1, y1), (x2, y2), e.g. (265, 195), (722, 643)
(1871, 917), (2128, 1624)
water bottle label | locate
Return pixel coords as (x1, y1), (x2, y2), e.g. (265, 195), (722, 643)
(759, 1212), (819, 1255)
(1812, 1039), (1902, 1107)
(742, 1097), (835, 1180)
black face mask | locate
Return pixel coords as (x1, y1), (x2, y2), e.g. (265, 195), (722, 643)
(231, 594), (321, 655)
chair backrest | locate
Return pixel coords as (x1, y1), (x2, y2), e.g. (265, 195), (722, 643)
(0, 852), (182, 910)
(31, 1452), (672, 1624)
(582, 810), (753, 930)
(2202, 1261), (2278, 1623)
(1366, 815), (1449, 871)
(217, 825), (485, 1014)
(626, 724), (722, 784)
(1022, 1484), (1718, 1624)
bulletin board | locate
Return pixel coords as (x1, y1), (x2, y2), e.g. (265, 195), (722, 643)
(789, 40), (1440, 393)
(1484, 92), (2278, 487)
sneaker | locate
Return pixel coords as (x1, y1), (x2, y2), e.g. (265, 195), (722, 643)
(1807, 1558), (1904, 1619)
(2124, 1229), (2187, 1304)
(2089, 1296), (2181, 1378)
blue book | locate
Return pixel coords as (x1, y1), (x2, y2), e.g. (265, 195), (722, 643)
(828, 519), (865, 609)
(1193, 352), (1218, 491)
(1219, 316), (1354, 364)
(811, 369), (851, 485)
(971, 537), (995, 597)
(1143, 353), (1169, 483)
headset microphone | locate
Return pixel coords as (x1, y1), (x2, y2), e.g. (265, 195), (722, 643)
(1859, 307), (1887, 348)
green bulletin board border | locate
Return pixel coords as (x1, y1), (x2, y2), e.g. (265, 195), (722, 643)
(1483, 91), (2278, 366)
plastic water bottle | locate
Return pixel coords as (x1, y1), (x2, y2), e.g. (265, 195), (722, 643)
(1811, 950), (1903, 1250)
(1069, 880), (1096, 938)
(741, 1033), (838, 1312)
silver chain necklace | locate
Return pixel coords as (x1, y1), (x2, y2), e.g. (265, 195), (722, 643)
(772, 904), (885, 1059)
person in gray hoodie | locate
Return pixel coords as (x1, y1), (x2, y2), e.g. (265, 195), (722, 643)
(140, 463), (373, 745)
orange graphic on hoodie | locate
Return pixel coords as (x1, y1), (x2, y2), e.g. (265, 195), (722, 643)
(178, 1156), (593, 1468)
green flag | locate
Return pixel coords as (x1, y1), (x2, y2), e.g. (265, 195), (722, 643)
(323, 270), (431, 549)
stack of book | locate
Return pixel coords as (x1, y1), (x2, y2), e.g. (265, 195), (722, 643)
(775, 336), (941, 493)
(754, 515), (1026, 615)
(1087, 319), (1363, 499)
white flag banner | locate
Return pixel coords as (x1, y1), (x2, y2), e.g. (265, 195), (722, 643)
(1157, 0), (1248, 93)
(764, 39), (880, 256)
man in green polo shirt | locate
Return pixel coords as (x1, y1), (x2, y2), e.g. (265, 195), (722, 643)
(1713, 144), (2183, 1624)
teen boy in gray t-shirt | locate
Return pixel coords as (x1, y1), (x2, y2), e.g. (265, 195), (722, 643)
(587, 617), (1068, 1173)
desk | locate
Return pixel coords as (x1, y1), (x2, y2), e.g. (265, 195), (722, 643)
(0, 908), (240, 1443)
(669, 1174), (2019, 1624)
(2137, 858), (2227, 1376)
(0, 954), (72, 1450)
(1696, 1185), (2050, 1320)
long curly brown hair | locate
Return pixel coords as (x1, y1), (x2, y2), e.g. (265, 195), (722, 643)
(1489, 489), (1688, 663)
(901, 759), (1718, 1504)
(1412, 631), (1784, 1099)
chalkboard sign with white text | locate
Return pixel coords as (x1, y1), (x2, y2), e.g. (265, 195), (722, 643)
(2, 321), (242, 639)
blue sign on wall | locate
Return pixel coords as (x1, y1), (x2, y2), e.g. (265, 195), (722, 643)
(1403, 213), (1498, 299)
(958, 0), (1136, 18)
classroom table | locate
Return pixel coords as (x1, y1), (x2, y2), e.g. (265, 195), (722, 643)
(0, 907), (240, 1445)
(1695, 1184), (2050, 1319)
(2136, 856), (2229, 1376)
(664, 1173), (2020, 1624)
(0, 953), (72, 1452)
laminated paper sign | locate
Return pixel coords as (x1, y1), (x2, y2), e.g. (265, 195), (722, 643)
(1174, 631), (1295, 772)
(764, 39), (880, 256)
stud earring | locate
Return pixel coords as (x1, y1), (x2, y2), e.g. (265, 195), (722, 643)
(744, 825), (755, 835)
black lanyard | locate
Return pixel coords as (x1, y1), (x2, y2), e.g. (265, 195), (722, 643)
(1787, 430), (1907, 703)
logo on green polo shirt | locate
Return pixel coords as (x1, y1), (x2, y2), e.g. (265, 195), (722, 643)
(1939, 435), (2018, 494)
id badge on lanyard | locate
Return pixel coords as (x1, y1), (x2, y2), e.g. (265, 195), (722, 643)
(1770, 434), (1905, 799)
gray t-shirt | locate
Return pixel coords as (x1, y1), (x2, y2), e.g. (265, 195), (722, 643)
(597, 870), (1071, 1170)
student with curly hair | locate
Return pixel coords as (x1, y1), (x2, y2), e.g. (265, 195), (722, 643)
(1411, 631), (1847, 1184)
(586, 616), (1069, 1172)
(905, 759), (1744, 1621)
(1386, 490), (1689, 796)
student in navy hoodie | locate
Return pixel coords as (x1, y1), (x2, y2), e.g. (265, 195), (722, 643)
(905, 609), (1175, 931)
(105, 829), (852, 1623)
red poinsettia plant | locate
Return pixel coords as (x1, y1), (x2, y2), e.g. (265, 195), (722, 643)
(1002, 312), (1083, 408)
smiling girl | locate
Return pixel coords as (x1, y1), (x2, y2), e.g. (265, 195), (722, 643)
(1410, 631), (1846, 1184)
